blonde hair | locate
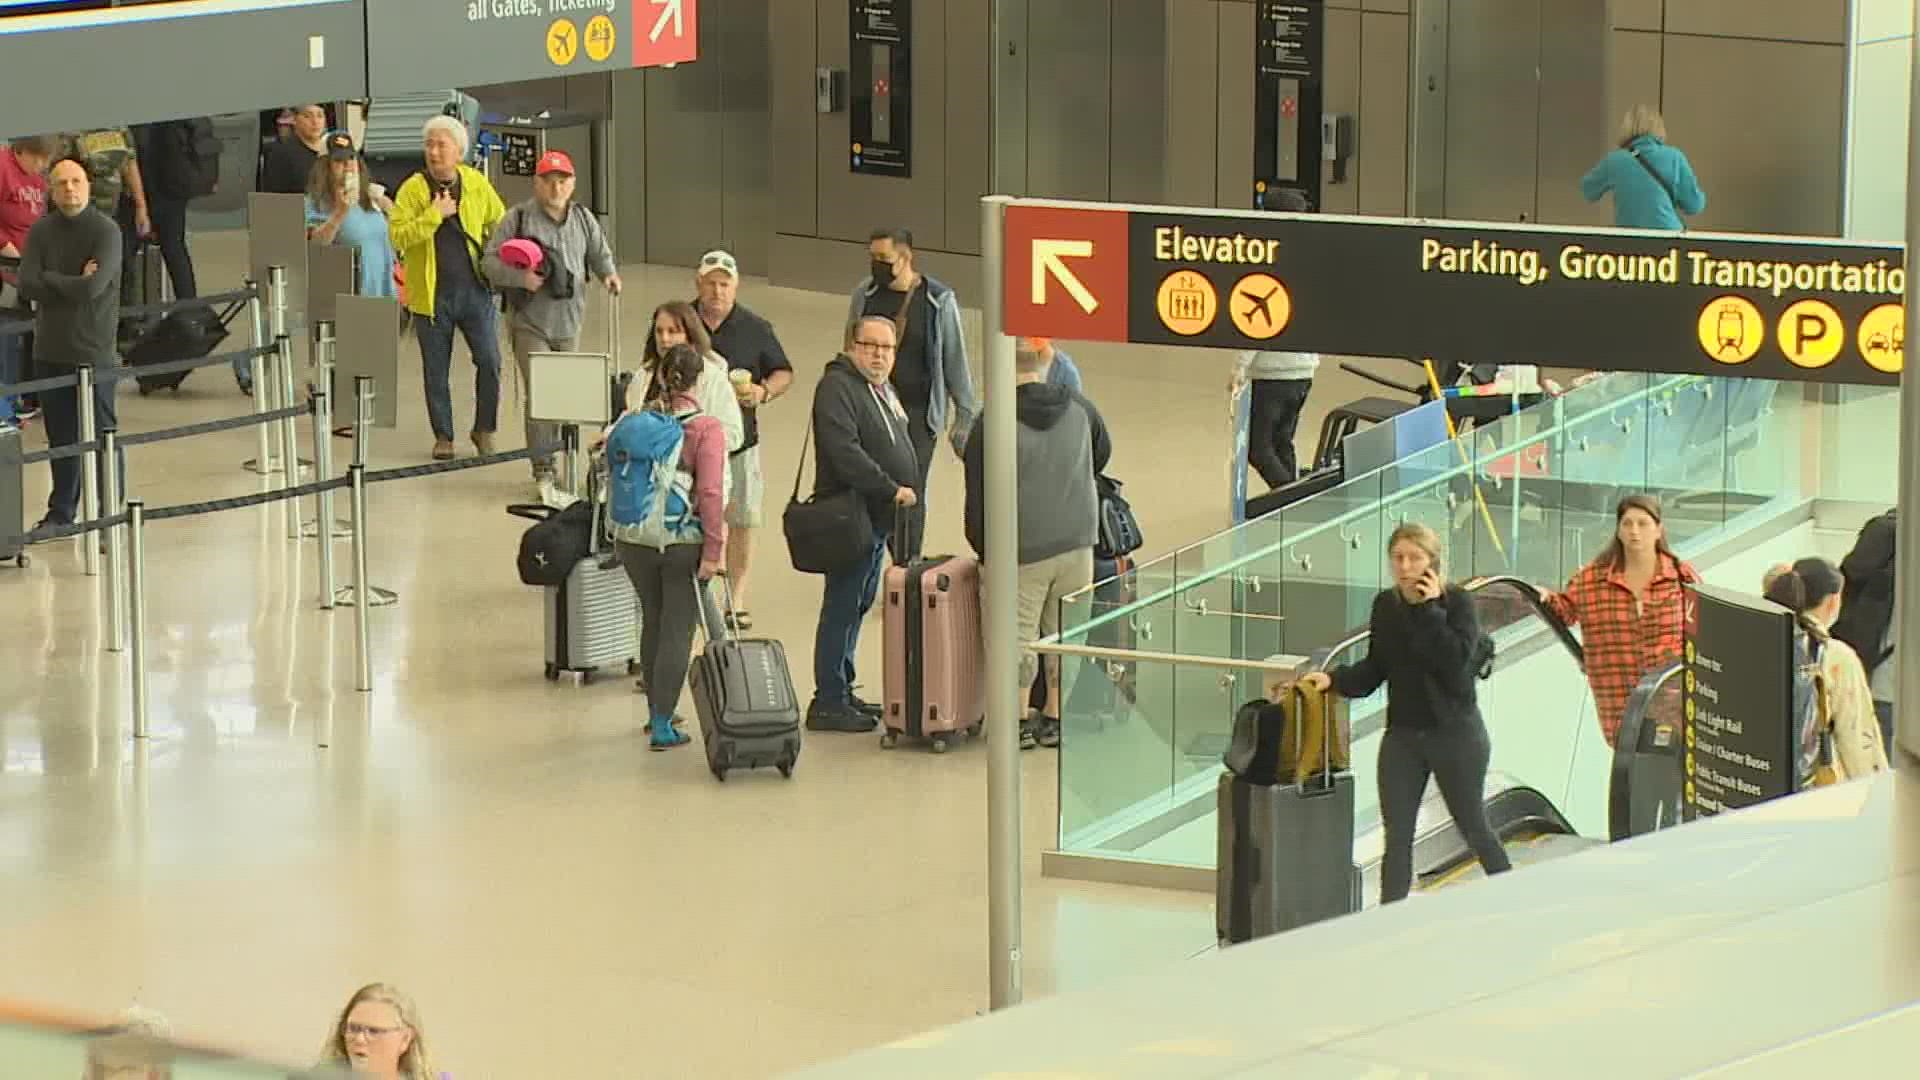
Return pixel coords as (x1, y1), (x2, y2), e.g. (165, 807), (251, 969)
(1617, 104), (1667, 146)
(320, 983), (436, 1080)
(1388, 521), (1443, 572)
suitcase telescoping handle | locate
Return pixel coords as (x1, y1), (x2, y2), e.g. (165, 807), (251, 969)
(697, 570), (737, 646)
(608, 290), (621, 369)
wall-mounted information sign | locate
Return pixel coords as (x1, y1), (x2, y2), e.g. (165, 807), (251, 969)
(367, 0), (699, 97)
(1682, 584), (1796, 820)
(1253, 1), (1322, 211)
(1002, 199), (1907, 386)
(850, 0), (912, 178)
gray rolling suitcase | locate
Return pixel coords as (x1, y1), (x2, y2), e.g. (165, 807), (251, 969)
(540, 491), (639, 684)
(688, 576), (801, 782)
(1, 424), (24, 568)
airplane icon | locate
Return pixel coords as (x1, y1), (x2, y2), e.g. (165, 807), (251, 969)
(1239, 285), (1279, 327)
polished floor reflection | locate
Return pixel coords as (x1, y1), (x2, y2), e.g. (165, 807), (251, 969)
(0, 231), (1415, 1075)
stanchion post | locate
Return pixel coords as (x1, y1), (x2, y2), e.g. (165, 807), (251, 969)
(352, 374), (372, 467)
(980, 195), (1022, 1010)
(77, 363), (100, 577)
(102, 428), (126, 653)
(349, 464), (372, 692)
(243, 277), (275, 476)
(127, 498), (150, 738)
(277, 333), (301, 539)
(335, 377), (397, 610)
(312, 384), (336, 609)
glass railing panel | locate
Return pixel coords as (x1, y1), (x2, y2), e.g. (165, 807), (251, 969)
(1480, 404), (1571, 588)
(1646, 377), (1729, 548)
(1557, 376), (1656, 577)
(1719, 375), (1803, 525)
(1056, 646), (1180, 855)
(1277, 468), (1386, 658)
(1814, 383), (1900, 506)
(0, 1018), (334, 1079)
(1377, 436), (1468, 569)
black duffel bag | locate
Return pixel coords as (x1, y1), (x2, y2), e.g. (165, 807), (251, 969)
(782, 417), (874, 575)
(508, 500), (593, 586)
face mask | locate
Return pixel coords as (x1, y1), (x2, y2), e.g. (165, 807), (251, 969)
(870, 259), (894, 287)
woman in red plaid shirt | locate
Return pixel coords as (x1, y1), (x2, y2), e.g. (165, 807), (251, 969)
(1542, 495), (1699, 747)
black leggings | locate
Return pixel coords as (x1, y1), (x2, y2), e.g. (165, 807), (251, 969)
(617, 541), (708, 720)
(1377, 715), (1511, 903)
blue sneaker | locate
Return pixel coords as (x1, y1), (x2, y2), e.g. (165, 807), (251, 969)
(648, 714), (690, 751)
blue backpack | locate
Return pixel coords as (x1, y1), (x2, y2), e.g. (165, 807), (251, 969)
(606, 408), (701, 550)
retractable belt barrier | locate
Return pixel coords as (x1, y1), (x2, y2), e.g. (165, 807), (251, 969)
(0, 284), (262, 342)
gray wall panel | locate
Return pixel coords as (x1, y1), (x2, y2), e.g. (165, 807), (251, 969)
(947, 0), (991, 251)
(1605, 30), (1663, 152)
(1363, 0), (1410, 10)
(1357, 11), (1410, 215)
(1109, 0), (1170, 205)
(1165, 0), (1219, 207)
(1443, 0), (1541, 222)
(1320, 7), (1363, 213)
(611, 70), (649, 258)
(815, 0), (951, 249)
(1664, 0), (1847, 43)
(1660, 36), (1845, 234)
(0, 1), (365, 134)
(1215, 1), (1257, 209)
(1407, 0), (1449, 216)
(1610, 0), (1662, 30)
(645, 59), (726, 267)
(1535, 2), (1608, 226)
(719, 0), (773, 271)
(772, 0), (819, 238)
(1027, 0), (1114, 201)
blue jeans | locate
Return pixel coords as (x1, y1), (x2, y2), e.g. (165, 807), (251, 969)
(812, 529), (889, 706)
(40, 374), (121, 524)
(0, 332), (18, 424)
(414, 282), (502, 442)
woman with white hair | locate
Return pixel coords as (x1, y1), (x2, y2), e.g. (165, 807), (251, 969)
(1580, 104), (1707, 232)
(387, 114), (507, 461)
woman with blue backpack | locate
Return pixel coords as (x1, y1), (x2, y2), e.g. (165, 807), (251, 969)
(607, 343), (729, 751)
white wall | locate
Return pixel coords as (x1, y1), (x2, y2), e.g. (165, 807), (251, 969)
(1846, 0), (1914, 241)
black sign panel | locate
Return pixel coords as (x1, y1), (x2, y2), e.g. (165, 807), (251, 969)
(1683, 585), (1796, 819)
(1120, 212), (1906, 386)
(850, 0), (912, 178)
(1253, 1), (1323, 211)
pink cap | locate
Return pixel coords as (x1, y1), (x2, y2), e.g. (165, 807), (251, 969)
(499, 238), (544, 271)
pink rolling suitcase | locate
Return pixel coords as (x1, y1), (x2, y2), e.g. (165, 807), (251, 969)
(880, 554), (986, 752)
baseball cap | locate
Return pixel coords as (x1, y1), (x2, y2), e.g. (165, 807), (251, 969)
(323, 130), (356, 161)
(535, 150), (575, 176)
(697, 250), (739, 279)
(1017, 336), (1052, 352)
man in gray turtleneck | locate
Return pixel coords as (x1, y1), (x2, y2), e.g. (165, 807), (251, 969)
(19, 156), (121, 530)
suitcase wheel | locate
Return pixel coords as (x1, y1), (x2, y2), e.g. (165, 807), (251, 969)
(879, 731), (899, 750)
(710, 764), (728, 782)
(13, 553), (27, 569)
(777, 758), (795, 779)
(579, 669), (596, 686)
(968, 722), (983, 738)
(930, 736), (950, 754)
(626, 659), (640, 675)
(543, 663), (559, 682)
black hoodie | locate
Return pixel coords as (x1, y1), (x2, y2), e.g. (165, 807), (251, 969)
(809, 354), (920, 532)
(962, 381), (1112, 564)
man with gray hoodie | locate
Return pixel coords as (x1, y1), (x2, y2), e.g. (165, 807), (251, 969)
(482, 149), (622, 494)
(961, 340), (1112, 748)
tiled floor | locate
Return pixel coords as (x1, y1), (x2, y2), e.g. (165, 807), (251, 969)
(0, 229), (1402, 1075)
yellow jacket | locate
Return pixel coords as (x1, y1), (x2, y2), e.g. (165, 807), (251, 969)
(387, 165), (506, 319)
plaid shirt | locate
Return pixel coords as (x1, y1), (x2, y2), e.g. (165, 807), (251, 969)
(1546, 553), (1698, 746)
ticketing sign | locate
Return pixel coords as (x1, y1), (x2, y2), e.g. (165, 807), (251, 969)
(368, 0), (697, 96)
(1003, 200), (1906, 386)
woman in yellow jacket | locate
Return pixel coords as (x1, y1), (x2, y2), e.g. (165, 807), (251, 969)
(388, 115), (507, 460)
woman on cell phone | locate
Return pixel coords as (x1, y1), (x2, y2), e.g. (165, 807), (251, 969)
(1299, 522), (1511, 904)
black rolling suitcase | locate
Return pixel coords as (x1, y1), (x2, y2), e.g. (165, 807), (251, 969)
(1, 424), (25, 568)
(126, 299), (234, 394)
(689, 576), (801, 782)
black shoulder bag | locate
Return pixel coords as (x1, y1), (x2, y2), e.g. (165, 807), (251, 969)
(781, 413), (875, 575)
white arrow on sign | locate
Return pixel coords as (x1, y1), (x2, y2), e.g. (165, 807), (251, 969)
(1031, 239), (1098, 314)
(650, 0), (684, 42)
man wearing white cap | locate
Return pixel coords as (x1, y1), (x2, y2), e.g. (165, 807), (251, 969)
(482, 148), (622, 496)
(389, 114), (507, 461)
(693, 249), (793, 629)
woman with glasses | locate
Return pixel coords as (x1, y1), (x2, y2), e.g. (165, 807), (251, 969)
(318, 983), (443, 1079)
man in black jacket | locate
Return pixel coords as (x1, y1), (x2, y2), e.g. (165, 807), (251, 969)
(20, 158), (121, 531)
(806, 314), (919, 732)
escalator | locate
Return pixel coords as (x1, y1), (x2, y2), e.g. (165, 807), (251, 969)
(1317, 575), (1673, 900)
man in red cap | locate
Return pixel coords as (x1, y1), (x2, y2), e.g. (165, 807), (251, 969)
(483, 149), (622, 498)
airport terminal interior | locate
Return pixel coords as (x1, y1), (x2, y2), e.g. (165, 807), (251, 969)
(3, 0), (1920, 1076)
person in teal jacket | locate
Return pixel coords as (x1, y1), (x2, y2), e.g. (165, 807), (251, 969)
(1581, 105), (1706, 232)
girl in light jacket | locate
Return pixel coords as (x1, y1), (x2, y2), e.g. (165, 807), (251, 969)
(643, 300), (744, 454)
(1763, 558), (1890, 782)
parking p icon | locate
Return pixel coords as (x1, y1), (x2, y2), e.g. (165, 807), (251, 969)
(1776, 299), (1843, 369)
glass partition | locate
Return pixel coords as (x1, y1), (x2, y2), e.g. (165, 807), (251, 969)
(0, 1017), (337, 1078)
(1050, 369), (1866, 873)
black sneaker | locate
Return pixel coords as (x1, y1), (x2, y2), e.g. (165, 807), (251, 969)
(849, 694), (884, 718)
(1036, 717), (1061, 748)
(1019, 719), (1039, 751)
(806, 700), (878, 733)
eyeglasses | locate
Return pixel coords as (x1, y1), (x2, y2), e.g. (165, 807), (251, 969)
(853, 340), (897, 353)
(344, 1023), (404, 1040)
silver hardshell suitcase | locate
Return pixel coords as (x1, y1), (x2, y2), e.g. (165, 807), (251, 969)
(541, 485), (639, 684)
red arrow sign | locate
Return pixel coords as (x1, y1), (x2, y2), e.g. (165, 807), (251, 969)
(1003, 205), (1130, 342)
(634, 0), (699, 68)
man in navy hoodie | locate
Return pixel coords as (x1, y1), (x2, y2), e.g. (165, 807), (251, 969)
(20, 157), (121, 533)
(962, 340), (1112, 748)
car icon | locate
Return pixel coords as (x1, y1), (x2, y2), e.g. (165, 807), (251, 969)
(1867, 332), (1890, 354)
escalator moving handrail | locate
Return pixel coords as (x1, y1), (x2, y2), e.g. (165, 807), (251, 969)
(1310, 576), (1585, 676)
(1608, 662), (1684, 843)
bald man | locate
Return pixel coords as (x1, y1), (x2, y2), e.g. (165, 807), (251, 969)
(19, 156), (121, 531)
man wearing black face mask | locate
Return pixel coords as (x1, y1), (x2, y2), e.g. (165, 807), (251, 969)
(845, 226), (977, 564)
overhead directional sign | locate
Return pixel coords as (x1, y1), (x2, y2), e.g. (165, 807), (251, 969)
(369, 0), (699, 96)
(1001, 198), (1907, 386)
